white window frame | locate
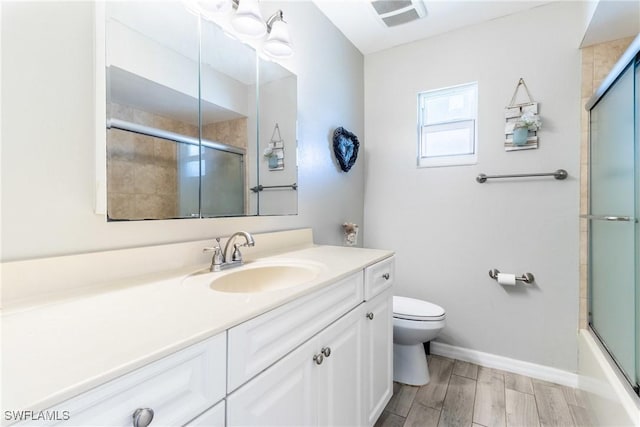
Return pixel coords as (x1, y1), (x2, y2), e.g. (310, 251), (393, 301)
(417, 82), (478, 168)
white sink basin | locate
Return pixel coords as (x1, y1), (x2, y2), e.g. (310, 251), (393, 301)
(207, 261), (323, 293)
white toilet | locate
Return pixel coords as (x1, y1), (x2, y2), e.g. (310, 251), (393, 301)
(393, 296), (446, 386)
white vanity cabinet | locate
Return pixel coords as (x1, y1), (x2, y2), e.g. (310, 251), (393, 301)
(13, 255), (394, 427)
(227, 256), (394, 427)
(226, 306), (365, 427)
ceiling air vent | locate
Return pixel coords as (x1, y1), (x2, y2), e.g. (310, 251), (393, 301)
(371, 0), (428, 27)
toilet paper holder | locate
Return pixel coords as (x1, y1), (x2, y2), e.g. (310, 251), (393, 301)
(489, 269), (534, 284)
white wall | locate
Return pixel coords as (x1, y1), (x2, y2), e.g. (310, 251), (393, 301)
(364, 2), (585, 372)
(0, 1), (364, 261)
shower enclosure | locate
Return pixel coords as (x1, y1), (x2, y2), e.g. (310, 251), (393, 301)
(586, 34), (640, 395)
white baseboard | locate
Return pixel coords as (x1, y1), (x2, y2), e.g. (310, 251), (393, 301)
(430, 341), (579, 388)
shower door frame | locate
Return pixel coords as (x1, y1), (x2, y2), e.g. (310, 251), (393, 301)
(586, 35), (640, 397)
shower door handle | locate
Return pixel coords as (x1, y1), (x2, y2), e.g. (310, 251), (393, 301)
(581, 215), (635, 222)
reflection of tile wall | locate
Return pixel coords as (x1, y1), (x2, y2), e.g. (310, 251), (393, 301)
(107, 103), (198, 220)
(202, 118), (249, 213)
(202, 118), (248, 149)
(579, 36), (634, 328)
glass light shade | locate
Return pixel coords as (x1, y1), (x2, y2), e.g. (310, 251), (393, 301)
(232, 0), (267, 38)
(263, 20), (293, 58)
(196, 0), (233, 15)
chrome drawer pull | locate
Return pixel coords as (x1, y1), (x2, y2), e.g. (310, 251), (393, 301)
(366, 312), (374, 320)
(382, 273), (390, 280)
(313, 353), (324, 365)
(321, 347), (331, 358)
(132, 408), (154, 427)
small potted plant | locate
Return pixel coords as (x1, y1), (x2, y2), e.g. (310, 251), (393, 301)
(513, 111), (541, 146)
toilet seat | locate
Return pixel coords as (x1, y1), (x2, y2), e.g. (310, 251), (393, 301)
(393, 296), (445, 321)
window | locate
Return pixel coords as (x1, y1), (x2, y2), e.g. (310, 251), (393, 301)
(417, 82), (478, 167)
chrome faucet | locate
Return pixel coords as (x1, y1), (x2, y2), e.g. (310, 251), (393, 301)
(204, 231), (255, 272)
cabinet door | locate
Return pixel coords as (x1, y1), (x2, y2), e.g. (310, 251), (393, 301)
(363, 289), (393, 426)
(316, 306), (365, 427)
(226, 337), (318, 427)
(185, 400), (225, 427)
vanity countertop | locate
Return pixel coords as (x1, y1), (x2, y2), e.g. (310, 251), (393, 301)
(2, 244), (393, 414)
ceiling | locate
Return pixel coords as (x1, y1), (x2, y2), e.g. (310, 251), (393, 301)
(312, 0), (554, 55)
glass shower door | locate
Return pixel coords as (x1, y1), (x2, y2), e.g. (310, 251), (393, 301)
(589, 62), (637, 388)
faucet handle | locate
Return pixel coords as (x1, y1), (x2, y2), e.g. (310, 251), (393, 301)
(204, 238), (224, 271)
(231, 243), (243, 262)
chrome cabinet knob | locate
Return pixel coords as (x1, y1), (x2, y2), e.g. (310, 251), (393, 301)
(321, 347), (331, 358)
(313, 353), (324, 365)
(382, 273), (390, 280)
(132, 408), (154, 427)
(366, 312), (374, 320)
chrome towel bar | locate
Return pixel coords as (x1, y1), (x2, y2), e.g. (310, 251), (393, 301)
(476, 169), (567, 183)
(580, 214), (636, 222)
(250, 183), (298, 193)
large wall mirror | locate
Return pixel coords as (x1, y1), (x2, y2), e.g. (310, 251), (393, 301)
(104, 1), (297, 220)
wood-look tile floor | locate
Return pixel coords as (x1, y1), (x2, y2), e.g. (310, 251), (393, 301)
(375, 355), (594, 427)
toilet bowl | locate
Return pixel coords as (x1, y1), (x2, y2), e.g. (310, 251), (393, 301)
(393, 296), (445, 386)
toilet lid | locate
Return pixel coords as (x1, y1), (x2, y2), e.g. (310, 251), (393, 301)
(393, 296), (445, 321)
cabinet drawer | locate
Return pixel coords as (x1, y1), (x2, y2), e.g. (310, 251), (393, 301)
(364, 256), (395, 300)
(227, 272), (363, 391)
(22, 333), (226, 427)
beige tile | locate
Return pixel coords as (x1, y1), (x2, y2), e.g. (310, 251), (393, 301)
(504, 372), (534, 395)
(579, 264), (588, 300)
(580, 232), (588, 265)
(415, 355), (454, 411)
(107, 159), (135, 194)
(107, 129), (136, 161)
(108, 192), (135, 220)
(386, 383), (419, 417)
(580, 131), (589, 164)
(404, 402), (440, 427)
(134, 163), (159, 195)
(580, 54), (593, 97)
(453, 360), (478, 380)
(579, 298), (588, 329)
(134, 194), (176, 219)
(506, 389), (540, 427)
(134, 134), (155, 160)
(438, 375), (475, 427)
(110, 102), (134, 121)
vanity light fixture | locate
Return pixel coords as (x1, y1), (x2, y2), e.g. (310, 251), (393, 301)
(187, 0), (294, 58)
(262, 10), (293, 59)
(231, 0), (267, 38)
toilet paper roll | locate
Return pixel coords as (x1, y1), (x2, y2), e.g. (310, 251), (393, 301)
(497, 273), (517, 286)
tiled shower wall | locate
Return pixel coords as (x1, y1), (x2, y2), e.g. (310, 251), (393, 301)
(107, 104), (248, 219)
(579, 36), (635, 328)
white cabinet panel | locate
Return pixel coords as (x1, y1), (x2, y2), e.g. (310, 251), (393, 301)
(184, 400), (225, 427)
(226, 335), (318, 427)
(364, 256), (394, 300)
(227, 272), (363, 391)
(316, 306), (365, 427)
(19, 333), (226, 427)
(363, 289), (393, 426)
